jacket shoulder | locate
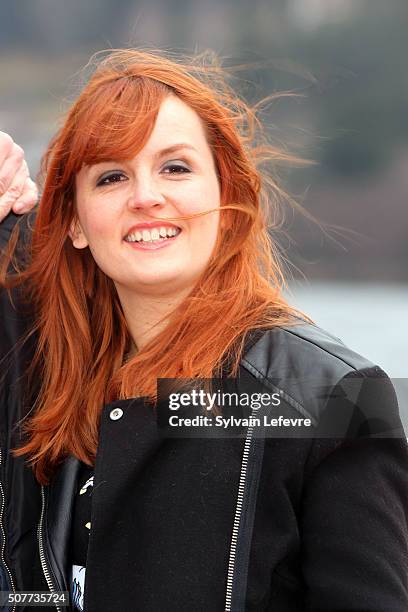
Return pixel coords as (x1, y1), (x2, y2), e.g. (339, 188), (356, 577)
(240, 322), (387, 425)
(242, 322), (375, 380)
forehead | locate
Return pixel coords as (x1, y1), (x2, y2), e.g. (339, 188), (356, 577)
(75, 93), (213, 180)
(145, 95), (209, 149)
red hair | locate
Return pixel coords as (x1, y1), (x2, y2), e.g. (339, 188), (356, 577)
(2, 48), (310, 484)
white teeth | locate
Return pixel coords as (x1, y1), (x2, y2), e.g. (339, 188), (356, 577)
(125, 226), (180, 243)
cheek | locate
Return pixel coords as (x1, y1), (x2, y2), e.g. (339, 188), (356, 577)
(177, 178), (220, 213)
(80, 205), (118, 243)
(192, 213), (220, 259)
(188, 184), (220, 248)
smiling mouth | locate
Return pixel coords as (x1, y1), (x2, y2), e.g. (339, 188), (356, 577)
(124, 226), (182, 244)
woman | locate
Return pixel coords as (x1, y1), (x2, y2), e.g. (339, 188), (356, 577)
(0, 49), (407, 612)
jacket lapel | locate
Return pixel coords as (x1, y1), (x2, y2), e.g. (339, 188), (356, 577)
(42, 455), (82, 592)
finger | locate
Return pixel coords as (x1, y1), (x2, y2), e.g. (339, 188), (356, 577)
(0, 158), (27, 222)
(0, 143), (24, 197)
(0, 131), (14, 168)
(19, 159), (30, 181)
(13, 178), (39, 214)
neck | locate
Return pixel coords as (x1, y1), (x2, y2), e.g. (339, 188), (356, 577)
(115, 284), (192, 353)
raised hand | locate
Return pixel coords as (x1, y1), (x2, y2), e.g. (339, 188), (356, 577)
(0, 131), (39, 223)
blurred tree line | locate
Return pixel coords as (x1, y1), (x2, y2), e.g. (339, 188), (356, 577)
(0, 0), (407, 280)
(1, 0), (407, 179)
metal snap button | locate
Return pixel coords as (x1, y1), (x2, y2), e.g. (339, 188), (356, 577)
(109, 407), (123, 421)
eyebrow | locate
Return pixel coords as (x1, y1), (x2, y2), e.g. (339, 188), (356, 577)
(153, 143), (198, 158)
(85, 143), (198, 177)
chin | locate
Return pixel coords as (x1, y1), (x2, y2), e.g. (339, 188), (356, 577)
(127, 275), (194, 295)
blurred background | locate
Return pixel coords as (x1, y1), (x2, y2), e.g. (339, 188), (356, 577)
(0, 1), (406, 406)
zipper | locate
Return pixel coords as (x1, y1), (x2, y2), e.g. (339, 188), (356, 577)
(224, 418), (257, 611)
(0, 447), (17, 612)
(38, 485), (62, 612)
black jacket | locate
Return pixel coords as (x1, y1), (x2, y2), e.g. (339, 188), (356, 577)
(1, 213), (407, 611)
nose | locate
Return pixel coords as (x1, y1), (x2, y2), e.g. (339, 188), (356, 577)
(127, 177), (166, 212)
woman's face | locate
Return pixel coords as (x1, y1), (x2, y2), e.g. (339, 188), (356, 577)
(72, 95), (221, 299)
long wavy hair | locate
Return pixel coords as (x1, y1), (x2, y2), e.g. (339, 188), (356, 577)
(1, 48), (311, 484)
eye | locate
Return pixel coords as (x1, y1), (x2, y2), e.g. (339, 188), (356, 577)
(96, 172), (127, 187)
(161, 162), (191, 175)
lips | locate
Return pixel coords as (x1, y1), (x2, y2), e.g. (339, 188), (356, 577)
(124, 228), (181, 251)
(124, 220), (181, 239)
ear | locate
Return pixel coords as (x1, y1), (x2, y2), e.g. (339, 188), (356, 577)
(69, 217), (89, 249)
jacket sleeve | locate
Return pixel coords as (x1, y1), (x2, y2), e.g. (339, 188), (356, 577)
(0, 209), (36, 254)
(300, 370), (408, 611)
(0, 211), (21, 250)
(0, 211), (35, 365)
